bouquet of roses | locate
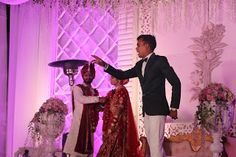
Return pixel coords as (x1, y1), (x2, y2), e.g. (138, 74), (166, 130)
(31, 97), (68, 123)
(198, 83), (235, 105)
(195, 83), (235, 131)
(39, 97), (68, 115)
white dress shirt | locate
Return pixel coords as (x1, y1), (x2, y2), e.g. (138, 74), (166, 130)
(141, 53), (152, 76)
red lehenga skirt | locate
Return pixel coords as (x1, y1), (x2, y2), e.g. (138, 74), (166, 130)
(97, 86), (146, 157)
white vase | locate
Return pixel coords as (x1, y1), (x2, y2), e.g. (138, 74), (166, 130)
(38, 112), (65, 157)
(209, 103), (234, 157)
(210, 132), (223, 157)
(221, 104), (235, 133)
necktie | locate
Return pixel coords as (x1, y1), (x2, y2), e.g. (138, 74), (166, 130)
(143, 58), (148, 62)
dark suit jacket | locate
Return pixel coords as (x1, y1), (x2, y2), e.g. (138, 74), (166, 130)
(105, 53), (181, 116)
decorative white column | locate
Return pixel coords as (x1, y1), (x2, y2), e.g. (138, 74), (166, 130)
(137, 0), (154, 137)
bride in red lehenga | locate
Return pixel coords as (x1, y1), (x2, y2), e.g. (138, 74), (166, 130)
(97, 74), (148, 157)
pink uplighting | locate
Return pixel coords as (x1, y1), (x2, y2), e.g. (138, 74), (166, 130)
(1, 0), (236, 157)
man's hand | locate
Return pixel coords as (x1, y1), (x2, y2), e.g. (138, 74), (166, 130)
(99, 97), (107, 103)
(169, 110), (178, 119)
(91, 55), (106, 67)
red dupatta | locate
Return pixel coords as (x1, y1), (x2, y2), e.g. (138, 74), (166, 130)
(97, 86), (141, 157)
(127, 100), (140, 157)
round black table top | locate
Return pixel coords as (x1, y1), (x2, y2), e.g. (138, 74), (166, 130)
(48, 59), (88, 68)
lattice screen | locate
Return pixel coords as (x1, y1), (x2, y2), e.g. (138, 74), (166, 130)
(54, 6), (118, 155)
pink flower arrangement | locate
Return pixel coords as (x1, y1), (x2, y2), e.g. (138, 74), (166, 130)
(198, 83), (235, 105)
(31, 97), (68, 123)
(39, 97), (68, 115)
(195, 83), (235, 131)
(27, 98), (68, 144)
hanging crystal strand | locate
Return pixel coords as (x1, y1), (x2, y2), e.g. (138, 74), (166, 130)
(173, 0), (183, 31)
(184, 0), (191, 29)
(165, 1), (172, 32)
(232, 0), (236, 22)
(225, 0), (236, 22)
(157, 1), (168, 33)
(154, 1), (160, 33)
(217, 0), (224, 23)
(210, 0), (224, 23)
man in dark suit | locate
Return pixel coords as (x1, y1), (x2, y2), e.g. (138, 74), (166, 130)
(92, 34), (181, 157)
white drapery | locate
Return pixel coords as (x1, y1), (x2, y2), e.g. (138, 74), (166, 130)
(0, 3), (7, 157)
(7, 1), (58, 156)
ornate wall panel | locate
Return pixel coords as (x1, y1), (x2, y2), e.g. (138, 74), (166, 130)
(54, 6), (118, 154)
(137, 0), (154, 137)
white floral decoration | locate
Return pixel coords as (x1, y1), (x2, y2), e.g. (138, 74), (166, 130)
(26, 97), (68, 146)
(195, 83), (235, 132)
(189, 22), (227, 101)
